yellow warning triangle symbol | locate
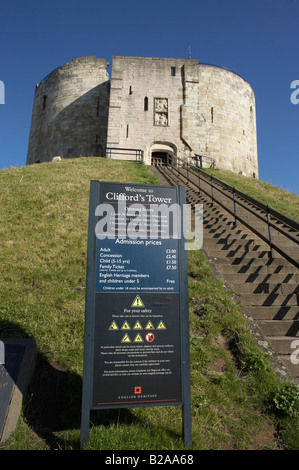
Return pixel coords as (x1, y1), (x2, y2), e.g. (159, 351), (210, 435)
(121, 333), (131, 343)
(145, 320), (155, 330)
(133, 320), (143, 330)
(131, 295), (144, 308)
(157, 321), (166, 330)
(134, 333), (143, 343)
(109, 321), (119, 331)
(121, 321), (131, 330)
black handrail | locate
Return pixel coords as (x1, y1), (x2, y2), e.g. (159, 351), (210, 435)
(186, 164), (299, 244)
(194, 154), (216, 169)
(166, 156), (299, 269)
(191, 160), (298, 231)
(106, 147), (144, 162)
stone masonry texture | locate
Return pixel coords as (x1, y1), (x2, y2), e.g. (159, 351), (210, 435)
(26, 56), (258, 178)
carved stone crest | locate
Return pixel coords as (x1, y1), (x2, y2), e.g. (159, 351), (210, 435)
(154, 98), (168, 126)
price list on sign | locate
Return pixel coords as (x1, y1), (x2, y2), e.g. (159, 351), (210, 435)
(81, 181), (192, 448)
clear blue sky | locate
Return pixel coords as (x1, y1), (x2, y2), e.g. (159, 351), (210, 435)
(0, 0), (298, 196)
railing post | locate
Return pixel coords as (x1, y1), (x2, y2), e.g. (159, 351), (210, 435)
(267, 206), (274, 259)
(211, 175), (214, 206)
(187, 161), (189, 182)
(233, 187), (237, 227)
(198, 170), (201, 193)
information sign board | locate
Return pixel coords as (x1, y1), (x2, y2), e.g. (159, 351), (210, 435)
(81, 181), (191, 448)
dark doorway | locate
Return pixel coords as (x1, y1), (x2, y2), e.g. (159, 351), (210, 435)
(151, 152), (172, 166)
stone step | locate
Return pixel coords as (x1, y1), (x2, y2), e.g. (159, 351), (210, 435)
(245, 306), (299, 320)
(224, 273), (299, 285)
(202, 245), (269, 256)
(203, 242), (273, 255)
(202, 221), (298, 245)
(203, 238), (257, 247)
(230, 283), (299, 295)
(257, 320), (299, 336)
(204, 215), (294, 244)
(203, 238), (298, 261)
(240, 293), (298, 307)
(205, 249), (272, 260)
(204, 229), (270, 245)
(267, 336), (299, 354)
(212, 257), (298, 273)
(278, 356), (299, 377)
(202, 228), (298, 245)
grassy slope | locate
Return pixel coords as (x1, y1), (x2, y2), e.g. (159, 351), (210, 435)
(1, 158), (298, 450)
(204, 168), (299, 223)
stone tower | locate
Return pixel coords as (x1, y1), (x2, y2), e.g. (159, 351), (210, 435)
(26, 57), (110, 164)
(26, 55), (258, 178)
(107, 56), (258, 177)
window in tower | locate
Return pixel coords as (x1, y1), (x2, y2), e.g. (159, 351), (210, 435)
(144, 96), (148, 111)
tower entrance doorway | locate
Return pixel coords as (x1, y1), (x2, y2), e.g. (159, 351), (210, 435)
(151, 152), (172, 166)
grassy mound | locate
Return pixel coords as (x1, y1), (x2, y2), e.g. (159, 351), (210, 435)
(1, 158), (298, 450)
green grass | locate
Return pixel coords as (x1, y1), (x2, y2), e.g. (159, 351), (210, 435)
(204, 167), (299, 223)
(1, 157), (298, 450)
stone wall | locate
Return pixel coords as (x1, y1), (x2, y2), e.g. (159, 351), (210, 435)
(107, 57), (258, 177)
(106, 56), (194, 165)
(26, 57), (110, 164)
(182, 63), (258, 177)
(26, 55), (258, 178)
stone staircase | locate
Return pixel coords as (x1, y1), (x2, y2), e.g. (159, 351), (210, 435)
(151, 165), (299, 382)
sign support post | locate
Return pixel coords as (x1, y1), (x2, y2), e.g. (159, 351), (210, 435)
(178, 186), (192, 449)
(81, 180), (192, 449)
(81, 181), (99, 448)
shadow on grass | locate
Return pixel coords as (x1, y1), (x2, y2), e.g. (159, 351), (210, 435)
(1, 321), (181, 450)
(26, 356), (152, 450)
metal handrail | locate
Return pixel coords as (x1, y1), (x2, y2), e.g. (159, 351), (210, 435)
(106, 147), (144, 162)
(186, 164), (299, 244)
(194, 154), (216, 169)
(192, 163), (298, 231)
(167, 156), (299, 269)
